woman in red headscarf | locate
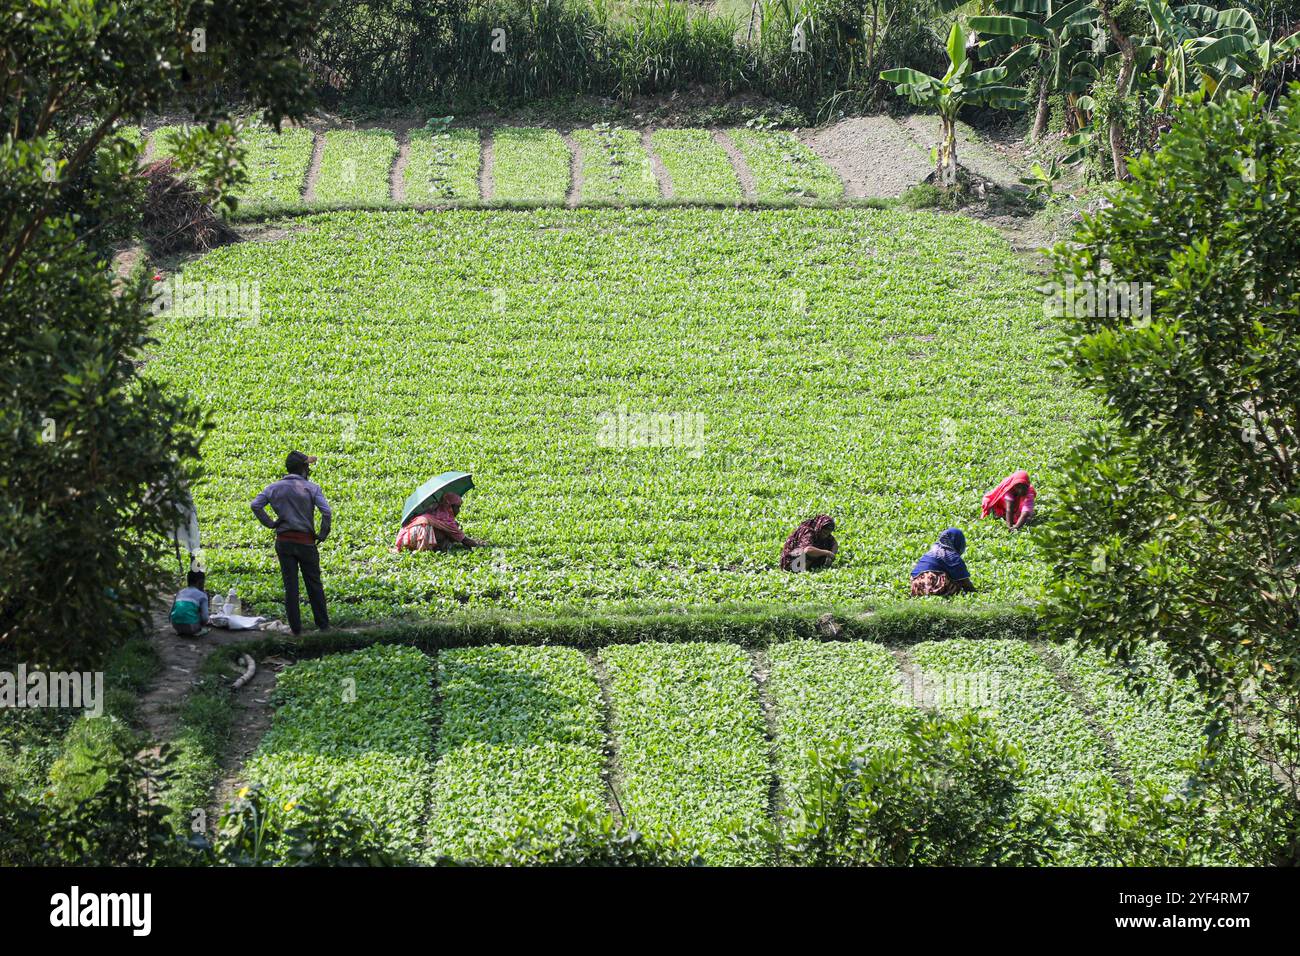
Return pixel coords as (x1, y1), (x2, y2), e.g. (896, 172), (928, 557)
(780, 515), (838, 571)
(394, 492), (483, 552)
(981, 470), (1036, 530)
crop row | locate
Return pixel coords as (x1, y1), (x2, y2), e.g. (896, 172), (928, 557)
(572, 126), (659, 204)
(731, 129), (845, 202)
(650, 128), (742, 202)
(242, 637), (1228, 861)
(425, 645), (606, 859)
(313, 130), (398, 206)
(148, 123), (314, 214)
(765, 640), (913, 808)
(241, 644), (434, 854)
(144, 125), (850, 210)
(404, 127), (481, 203)
(910, 639), (1114, 800)
(600, 642), (769, 864)
(490, 127), (572, 203)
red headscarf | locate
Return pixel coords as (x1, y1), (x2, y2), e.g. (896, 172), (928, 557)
(981, 471), (1036, 524)
(780, 514), (836, 570)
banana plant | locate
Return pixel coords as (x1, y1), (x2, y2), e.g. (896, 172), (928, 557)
(1190, 7), (1300, 101)
(970, 0), (1102, 140)
(1144, 0), (1223, 108)
(881, 21), (1026, 190)
(1141, 2), (1299, 106)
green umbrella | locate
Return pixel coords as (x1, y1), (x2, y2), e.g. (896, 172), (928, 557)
(401, 471), (474, 527)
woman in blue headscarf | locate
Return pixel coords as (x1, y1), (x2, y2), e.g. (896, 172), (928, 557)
(910, 528), (975, 596)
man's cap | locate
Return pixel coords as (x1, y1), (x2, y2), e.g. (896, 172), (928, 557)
(286, 450), (318, 471)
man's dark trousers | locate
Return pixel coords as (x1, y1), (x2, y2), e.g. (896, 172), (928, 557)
(275, 540), (329, 633)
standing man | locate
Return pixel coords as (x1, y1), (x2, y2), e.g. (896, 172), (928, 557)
(251, 450), (332, 635)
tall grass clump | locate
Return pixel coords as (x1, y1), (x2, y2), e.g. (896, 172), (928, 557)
(307, 0), (943, 111)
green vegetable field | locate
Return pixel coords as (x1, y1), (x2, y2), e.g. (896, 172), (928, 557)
(149, 206), (1092, 623)
(239, 638), (1213, 864)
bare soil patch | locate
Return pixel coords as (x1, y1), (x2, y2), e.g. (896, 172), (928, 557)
(390, 129), (412, 203)
(750, 649), (785, 830)
(209, 656), (281, 817)
(643, 128), (673, 199)
(713, 129), (756, 202)
(563, 130), (584, 208)
(478, 129), (495, 202)
(301, 131), (326, 203)
(800, 116), (931, 199)
(896, 114), (1024, 189)
(137, 599), (274, 744)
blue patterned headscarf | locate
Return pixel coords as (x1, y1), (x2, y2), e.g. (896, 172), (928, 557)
(911, 528), (970, 581)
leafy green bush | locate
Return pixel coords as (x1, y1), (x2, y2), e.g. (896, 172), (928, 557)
(1042, 89), (1300, 848)
(0, 0), (319, 669)
(0, 748), (198, 867)
(777, 713), (1058, 865)
(47, 716), (138, 806)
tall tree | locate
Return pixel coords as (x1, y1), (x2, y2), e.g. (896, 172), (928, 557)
(0, 0), (324, 667)
(1043, 89), (1300, 859)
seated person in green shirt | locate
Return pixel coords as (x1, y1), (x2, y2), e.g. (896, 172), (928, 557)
(170, 570), (211, 636)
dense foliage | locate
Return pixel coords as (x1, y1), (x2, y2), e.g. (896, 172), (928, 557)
(1042, 88), (1300, 856)
(0, 0), (321, 667)
(306, 0), (945, 111)
(778, 713), (1057, 865)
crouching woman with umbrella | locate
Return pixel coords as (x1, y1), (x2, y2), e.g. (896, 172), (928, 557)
(394, 471), (485, 553)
